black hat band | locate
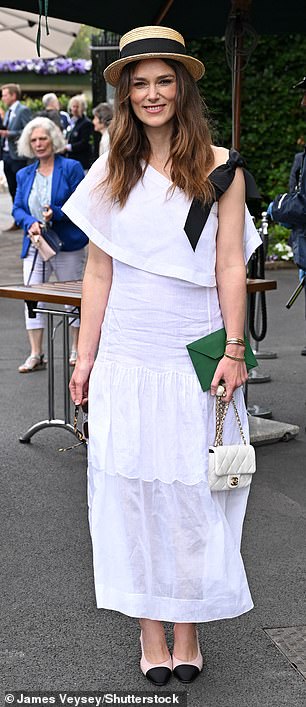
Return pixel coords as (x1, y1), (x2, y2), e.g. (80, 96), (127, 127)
(120, 37), (187, 60)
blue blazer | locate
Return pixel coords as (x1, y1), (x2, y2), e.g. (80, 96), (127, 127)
(13, 154), (88, 258)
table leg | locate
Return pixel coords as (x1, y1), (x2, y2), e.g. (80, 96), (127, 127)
(48, 311), (55, 420)
(19, 309), (75, 443)
(245, 293), (272, 418)
(63, 311), (71, 424)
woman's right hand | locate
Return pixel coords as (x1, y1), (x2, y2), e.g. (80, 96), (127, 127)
(28, 221), (42, 237)
(69, 361), (93, 405)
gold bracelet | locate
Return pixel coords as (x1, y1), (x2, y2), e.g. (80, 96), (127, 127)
(224, 352), (245, 362)
(225, 338), (245, 346)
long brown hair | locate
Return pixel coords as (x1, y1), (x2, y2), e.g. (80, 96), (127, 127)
(103, 60), (215, 207)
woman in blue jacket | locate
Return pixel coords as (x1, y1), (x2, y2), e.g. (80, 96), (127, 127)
(13, 116), (88, 372)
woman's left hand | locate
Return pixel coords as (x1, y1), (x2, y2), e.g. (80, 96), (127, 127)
(210, 356), (248, 403)
(43, 205), (53, 222)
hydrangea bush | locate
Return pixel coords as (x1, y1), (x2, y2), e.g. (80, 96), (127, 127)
(0, 58), (92, 74)
(269, 242), (293, 262)
(266, 225), (294, 262)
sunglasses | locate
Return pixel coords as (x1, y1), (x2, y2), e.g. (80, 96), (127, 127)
(59, 401), (89, 452)
(74, 401), (89, 442)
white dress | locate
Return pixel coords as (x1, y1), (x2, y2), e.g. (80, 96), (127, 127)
(63, 154), (262, 623)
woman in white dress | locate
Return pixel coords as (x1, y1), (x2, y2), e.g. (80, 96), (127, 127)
(63, 26), (261, 687)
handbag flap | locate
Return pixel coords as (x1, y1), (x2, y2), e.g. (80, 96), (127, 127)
(187, 327), (258, 367)
(187, 327), (226, 360)
(42, 226), (63, 251)
(209, 445), (256, 476)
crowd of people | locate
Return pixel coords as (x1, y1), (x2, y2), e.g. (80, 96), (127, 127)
(0, 82), (113, 370)
(0, 83), (114, 221)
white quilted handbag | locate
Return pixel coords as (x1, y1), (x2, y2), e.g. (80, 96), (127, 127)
(208, 385), (256, 491)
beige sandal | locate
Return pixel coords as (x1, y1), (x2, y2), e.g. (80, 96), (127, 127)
(18, 354), (46, 373)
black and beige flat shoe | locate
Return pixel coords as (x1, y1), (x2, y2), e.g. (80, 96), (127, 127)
(172, 631), (203, 683)
(140, 631), (172, 686)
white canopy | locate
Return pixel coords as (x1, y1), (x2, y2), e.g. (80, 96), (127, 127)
(0, 7), (80, 59)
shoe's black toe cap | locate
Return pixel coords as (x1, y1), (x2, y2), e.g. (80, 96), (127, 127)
(173, 664), (200, 683)
(146, 666), (172, 686)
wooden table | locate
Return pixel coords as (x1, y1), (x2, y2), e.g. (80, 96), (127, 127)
(0, 278), (277, 443)
(0, 277), (277, 305)
(0, 280), (82, 443)
(0, 280), (83, 307)
(246, 278), (277, 294)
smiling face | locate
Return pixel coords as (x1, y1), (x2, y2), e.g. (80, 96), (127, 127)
(129, 59), (177, 130)
(30, 127), (53, 160)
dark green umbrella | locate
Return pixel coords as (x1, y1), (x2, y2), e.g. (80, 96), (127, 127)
(0, 0), (304, 36)
(0, 0), (305, 146)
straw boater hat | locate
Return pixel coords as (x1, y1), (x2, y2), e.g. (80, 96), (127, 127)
(103, 26), (205, 87)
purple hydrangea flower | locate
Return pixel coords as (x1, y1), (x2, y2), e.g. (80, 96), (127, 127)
(0, 58), (92, 74)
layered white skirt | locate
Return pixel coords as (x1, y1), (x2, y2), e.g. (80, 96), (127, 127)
(87, 259), (254, 622)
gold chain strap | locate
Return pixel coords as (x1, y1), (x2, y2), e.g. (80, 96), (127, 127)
(214, 392), (247, 446)
(214, 396), (229, 446)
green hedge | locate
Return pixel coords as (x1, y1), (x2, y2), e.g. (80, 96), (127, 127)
(189, 33), (306, 204)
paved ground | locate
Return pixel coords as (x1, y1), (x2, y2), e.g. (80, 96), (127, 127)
(1, 189), (306, 706)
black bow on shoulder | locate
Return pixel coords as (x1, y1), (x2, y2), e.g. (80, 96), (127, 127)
(184, 148), (260, 251)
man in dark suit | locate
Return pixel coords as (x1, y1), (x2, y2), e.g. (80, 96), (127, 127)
(0, 83), (32, 230)
(289, 151), (304, 194)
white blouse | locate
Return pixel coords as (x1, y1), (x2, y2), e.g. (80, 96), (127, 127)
(62, 153), (261, 286)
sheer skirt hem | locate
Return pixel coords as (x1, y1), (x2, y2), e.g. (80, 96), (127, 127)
(94, 584), (254, 623)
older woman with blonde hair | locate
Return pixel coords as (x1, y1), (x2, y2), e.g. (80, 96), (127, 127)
(13, 116), (88, 372)
(65, 93), (93, 170)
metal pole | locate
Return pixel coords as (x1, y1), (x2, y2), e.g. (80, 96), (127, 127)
(63, 313), (70, 424)
(47, 312), (55, 421)
(154, 0), (175, 25)
(254, 212), (278, 360)
(232, 15), (242, 150)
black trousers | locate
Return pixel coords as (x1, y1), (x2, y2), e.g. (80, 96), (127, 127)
(3, 153), (27, 201)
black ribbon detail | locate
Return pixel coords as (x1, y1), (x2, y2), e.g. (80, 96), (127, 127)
(36, 0), (49, 57)
(184, 148), (261, 251)
(120, 37), (187, 59)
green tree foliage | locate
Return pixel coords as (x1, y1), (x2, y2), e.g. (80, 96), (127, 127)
(67, 24), (100, 59)
(189, 34), (306, 204)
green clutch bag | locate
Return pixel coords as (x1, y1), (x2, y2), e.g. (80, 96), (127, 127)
(186, 327), (258, 392)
